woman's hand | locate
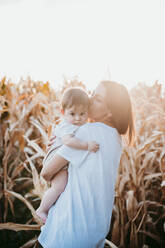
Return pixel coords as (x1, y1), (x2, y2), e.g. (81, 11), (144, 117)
(87, 141), (99, 153)
(46, 135), (56, 152)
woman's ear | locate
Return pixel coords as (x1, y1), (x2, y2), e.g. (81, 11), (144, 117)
(107, 112), (112, 118)
(102, 111), (113, 124)
(107, 112), (112, 120)
(107, 112), (113, 122)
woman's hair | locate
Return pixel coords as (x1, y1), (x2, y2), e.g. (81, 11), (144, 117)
(100, 81), (135, 145)
(61, 87), (90, 110)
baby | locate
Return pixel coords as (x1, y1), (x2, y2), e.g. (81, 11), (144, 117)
(36, 87), (99, 222)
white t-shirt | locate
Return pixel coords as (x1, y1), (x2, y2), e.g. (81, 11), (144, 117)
(51, 119), (79, 149)
(38, 122), (122, 248)
(43, 120), (79, 166)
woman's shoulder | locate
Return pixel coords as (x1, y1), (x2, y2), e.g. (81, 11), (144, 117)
(79, 122), (119, 135)
(78, 122), (122, 146)
(82, 121), (115, 129)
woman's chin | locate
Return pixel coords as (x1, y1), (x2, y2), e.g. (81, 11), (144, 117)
(89, 115), (99, 122)
(88, 112), (95, 120)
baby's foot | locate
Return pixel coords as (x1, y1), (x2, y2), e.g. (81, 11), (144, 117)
(36, 209), (47, 223)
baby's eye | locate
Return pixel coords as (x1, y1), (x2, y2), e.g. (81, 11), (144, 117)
(80, 112), (85, 116)
(70, 113), (75, 116)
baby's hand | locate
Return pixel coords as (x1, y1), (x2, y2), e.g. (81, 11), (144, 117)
(87, 141), (99, 153)
(47, 135), (56, 152)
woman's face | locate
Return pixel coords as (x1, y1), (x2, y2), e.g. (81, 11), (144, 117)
(89, 83), (111, 122)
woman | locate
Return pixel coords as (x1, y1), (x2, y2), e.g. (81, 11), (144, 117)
(38, 81), (134, 248)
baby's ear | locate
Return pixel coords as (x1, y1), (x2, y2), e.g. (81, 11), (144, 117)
(61, 109), (64, 115)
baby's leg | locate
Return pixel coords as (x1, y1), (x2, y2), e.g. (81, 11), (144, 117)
(36, 169), (68, 222)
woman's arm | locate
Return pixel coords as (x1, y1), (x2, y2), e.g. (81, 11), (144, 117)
(41, 154), (68, 181)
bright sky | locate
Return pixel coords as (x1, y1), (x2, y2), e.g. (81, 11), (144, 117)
(0, 0), (165, 91)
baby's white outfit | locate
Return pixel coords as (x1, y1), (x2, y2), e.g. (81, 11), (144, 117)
(43, 119), (79, 167)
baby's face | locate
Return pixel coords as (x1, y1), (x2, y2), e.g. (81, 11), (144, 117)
(63, 105), (88, 126)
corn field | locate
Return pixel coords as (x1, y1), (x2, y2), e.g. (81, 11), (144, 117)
(0, 77), (165, 248)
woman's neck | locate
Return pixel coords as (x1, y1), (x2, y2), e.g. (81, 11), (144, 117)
(101, 119), (114, 127)
(89, 118), (114, 128)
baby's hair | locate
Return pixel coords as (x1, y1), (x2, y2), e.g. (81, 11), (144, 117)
(61, 87), (89, 110)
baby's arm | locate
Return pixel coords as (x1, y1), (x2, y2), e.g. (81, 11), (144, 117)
(61, 134), (99, 153)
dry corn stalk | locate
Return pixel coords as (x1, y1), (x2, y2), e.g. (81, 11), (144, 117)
(0, 78), (165, 247)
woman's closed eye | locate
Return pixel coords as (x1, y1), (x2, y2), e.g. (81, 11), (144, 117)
(95, 97), (102, 102)
(92, 95), (102, 102)
(91, 92), (101, 99)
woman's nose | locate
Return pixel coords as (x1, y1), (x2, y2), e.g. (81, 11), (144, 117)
(90, 97), (94, 104)
(89, 97), (94, 107)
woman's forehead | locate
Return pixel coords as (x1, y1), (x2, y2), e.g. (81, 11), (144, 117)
(92, 84), (106, 98)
